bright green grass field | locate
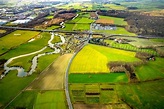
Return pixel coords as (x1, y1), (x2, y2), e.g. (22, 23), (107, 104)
(99, 15), (128, 26)
(8, 91), (67, 109)
(8, 91), (38, 109)
(69, 44), (140, 73)
(69, 73), (128, 83)
(0, 30), (40, 55)
(36, 53), (60, 73)
(73, 24), (91, 31)
(0, 71), (36, 106)
(117, 80), (164, 109)
(76, 18), (94, 24)
(34, 91), (67, 109)
(135, 57), (164, 81)
(63, 24), (75, 31)
(45, 15), (54, 19)
(94, 27), (136, 36)
(0, 32), (50, 60)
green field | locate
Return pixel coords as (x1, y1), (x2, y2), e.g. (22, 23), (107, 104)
(45, 15), (54, 19)
(121, 0), (164, 11)
(117, 80), (164, 109)
(113, 36), (164, 48)
(0, 30), (40, 55)
(34, 91), (67, 109)
(8, 51), (59, 73)
(0, 32), (50, 60)
(92, 3), (109, 10)
(76, 18), (94, 24)
(99, 15), (128, 26)
(69, 73), (128, 83)
(135, 57), (164, 81)
(8, 91), (67, 109)
(62, 24), (75, 31)
(73, 24), (91, 31)
(104, 40), (157, 55)
(0, 71), (36, 106)
(94, 27), (136, 36)
(69, 44), (140, 73)
(62, 12), (94, 31)
(8, 91), (38, 109)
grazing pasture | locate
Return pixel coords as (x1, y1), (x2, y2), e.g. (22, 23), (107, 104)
(0, 71), (36, 106)
(34, 91), (67, 109)
(135, 57), (164, 81)
(0, 32), (50, 60)
(8, 91), (67, 109)
(8, 48), (54, 72)
(113, 36), (164, 48)
(117, 80), (164, 109)
(104, 40), (157, 55)
(0, 30), (40, 55)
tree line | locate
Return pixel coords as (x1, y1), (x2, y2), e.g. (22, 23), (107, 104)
(98, 10), (164, 37)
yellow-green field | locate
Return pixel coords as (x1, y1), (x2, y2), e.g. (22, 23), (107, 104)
(69, 44), (140, 73)
(0, 30), (6, 34)
(0, 30), (40, 55)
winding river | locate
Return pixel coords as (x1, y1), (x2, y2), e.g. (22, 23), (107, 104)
(1, 33), (65, 79)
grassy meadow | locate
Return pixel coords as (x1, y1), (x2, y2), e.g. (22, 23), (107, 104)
(104, 40), (157, 55)
(117, 80), (164, 109)
(0, 30), (40, 55)
(63, 12), (94, 31)
(0, 32), (51, 60)
(69, 73), (128, 83)
(135, 57), (164, 81)
(113, 36), (164, 48)
(0, 71), (36, 107)
(8, 91), (67, 109)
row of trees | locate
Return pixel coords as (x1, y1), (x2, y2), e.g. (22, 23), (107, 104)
(107, 61), (140, 82)
(0, 28), (15, 38)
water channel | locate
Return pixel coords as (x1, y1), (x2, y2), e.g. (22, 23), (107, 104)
(1, 33), (65, 79)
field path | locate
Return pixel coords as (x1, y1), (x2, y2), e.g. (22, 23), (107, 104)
(26, 53), (73, 90)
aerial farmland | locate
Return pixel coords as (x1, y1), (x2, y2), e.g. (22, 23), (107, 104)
(0, 0), (164, 109)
